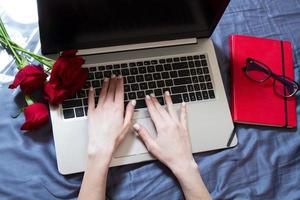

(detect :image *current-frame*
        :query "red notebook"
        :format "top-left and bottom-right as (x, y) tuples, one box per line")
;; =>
(230, 35), (297, 128)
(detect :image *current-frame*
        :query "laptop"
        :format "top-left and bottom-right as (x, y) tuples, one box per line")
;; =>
(37, 0), (237, 175)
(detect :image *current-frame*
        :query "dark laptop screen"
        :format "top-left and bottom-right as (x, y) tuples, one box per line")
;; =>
(37, 0), (230, 54)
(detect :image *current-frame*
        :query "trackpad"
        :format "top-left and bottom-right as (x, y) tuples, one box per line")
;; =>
(113, 117), (157, 158)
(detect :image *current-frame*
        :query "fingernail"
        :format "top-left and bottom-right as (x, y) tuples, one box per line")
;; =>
(131, 100), (136, 106)
(165, 91), (170, 96)
(118, 75), (123, 79)
(150, 93), (155, 97)
(182, 102), (186, 106)
(89, 87), (94, 91)
(146, 95), (151, 99)
(111, 74), (116, 78)
(104, 78), (109, 82)
(133, 123), (140, 131)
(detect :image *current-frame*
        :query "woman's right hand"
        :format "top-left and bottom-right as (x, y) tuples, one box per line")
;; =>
(133, 91), (197, 173)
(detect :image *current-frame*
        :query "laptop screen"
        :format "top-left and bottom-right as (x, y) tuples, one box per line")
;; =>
(37, 0), (230, 54)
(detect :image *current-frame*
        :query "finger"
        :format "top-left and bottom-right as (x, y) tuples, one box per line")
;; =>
(133, 123), (156, 152)
(180, 102), (188, 129)
(145, 95), (162, 125)
(164, 91), (177, 119)
(124, 100), (136, 126)
(115, 75), (124, 104)
(88, 87), (95, 111)
(106, 75), (117, 102)
(98, 78), (109, 107)
(150, 94), (169, 119)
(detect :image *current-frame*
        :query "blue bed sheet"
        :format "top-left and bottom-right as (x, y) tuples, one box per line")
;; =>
(1, 0), (300, 199)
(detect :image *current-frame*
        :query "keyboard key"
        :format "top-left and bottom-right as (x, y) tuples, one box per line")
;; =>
(147, 66), (155, 73)
(196, 92), (203, 100)
(75, 107), (84, 117)
(195, 61), (201, 67)
(112, 70), (121, 76)
(140, 83), (148, 90)
(124, 93), (129, 101)
(87, 73), (94, 80)
(171, 94), (183, 104)
(187, 85), (194, 92)
(113, 64), (120, 69)
(131, 84), (139, 91)
(189, 93), (196, 101)
(178, 69), (190, 77)
(200, 83), (206, 90)
(104, 71), (112, 77)
(174, 57), (180, 62)
(136, 75), (144, 82)
(166, 58), (173, 63)
(146, 90), (153, 95)
(180, 57), (187, 61)
(121, 63), (128, 68)
(153, 73), (162, 80)
(173, 77), (192, 85)
(173, 62), (188, 70)
(92, 80), (100, 88)
(127, 76), (136, 83)
(106, 65), (113, 70)
(155, 65), (164, 72)
(157, 80), (165, 88)
(98, 66), (105, 71)
(197, 68), (203, 75)
(208, 90), (215, 98)
(148, 81), (156, 89)
(170, 71), (178, 78)
(165, 79), (173, 87)
(200, 55), (206, 59)
(193, 55), (200, 60)
(89, 67), (97, 72)
(62, 99), (82, 109)
(194, 84), (200, 91)
(144, 61), (150, 65)
(145, 74), (153, 81)
(183, 93), (189, 102)
(202, 91), (209, 99)
(201, 59), (208, 66)
(162, 88), (170, 93)
(192, 76), (198, 83)
(124, 85), (130, 92)
(77, 90), (86, 98)
(207, 82), (213, 89)
(130, 68), (138, 75)
(151, 60), (158, 65)
(159, 59), (166, 64)
(137, 62), (143, 66)
(95, 72), (103, 79)
(95, 97), (99, 104)
(198, 76), (205, 82)
(154, 89), (163, 96)
(171, 86), (187, 94)
(63, 109), (75, 119)
(138, 67), (147, 74)
(83, 81), (91, 89)
(137, 91), (145, 99)
(162, 72), (170, 79)
(129, 62), (136, 67)
(203, 67), (209, 74)
(121, 69), (129, 76)
(164, 64), (172, 71)
(191, 69), (196, 76)
(136, 99), (147, 109)
(128, 92), (136, 100)
(205, 75), (211, 82)
(84, 106), (88, 116)
(188, 61), (195, 68)
(187, 56), (193, 61)
(157, 97), (165, 105)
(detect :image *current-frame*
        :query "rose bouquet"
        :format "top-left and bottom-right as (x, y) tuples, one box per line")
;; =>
(0, 18), (87, 131)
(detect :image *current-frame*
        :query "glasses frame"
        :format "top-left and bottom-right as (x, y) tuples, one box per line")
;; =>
(242, 58), (299, 98)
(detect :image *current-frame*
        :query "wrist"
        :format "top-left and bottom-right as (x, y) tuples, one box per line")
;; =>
(87, 143), (115, 166)
(169, 159), (199, 179)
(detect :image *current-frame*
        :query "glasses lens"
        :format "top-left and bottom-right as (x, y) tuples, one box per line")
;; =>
(274, 76), (298, 97)
(246, 61), (271, 82)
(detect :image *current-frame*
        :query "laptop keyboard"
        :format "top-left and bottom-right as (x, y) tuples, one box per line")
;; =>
(62, 54), (215, 119)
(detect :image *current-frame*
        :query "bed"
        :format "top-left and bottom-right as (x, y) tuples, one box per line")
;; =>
(0, 0), (300, 199)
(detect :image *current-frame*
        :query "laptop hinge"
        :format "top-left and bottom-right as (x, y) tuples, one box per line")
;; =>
(76, 38), (197, 56)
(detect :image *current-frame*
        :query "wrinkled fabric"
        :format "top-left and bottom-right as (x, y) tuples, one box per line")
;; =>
(0, 0), (300, 199)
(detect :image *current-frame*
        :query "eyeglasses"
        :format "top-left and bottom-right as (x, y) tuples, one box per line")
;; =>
(242, 58), (299, 98)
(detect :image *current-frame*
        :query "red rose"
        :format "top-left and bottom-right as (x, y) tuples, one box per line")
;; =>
(21, 103), (49, 131)
(9, 65), (47, 94)
(44, 50), (87, 105)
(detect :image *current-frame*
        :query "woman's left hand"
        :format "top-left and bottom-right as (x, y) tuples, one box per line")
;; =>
(87, 75), (136, 160)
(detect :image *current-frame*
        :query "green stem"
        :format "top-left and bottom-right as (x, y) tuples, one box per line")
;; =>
(24, 95), (34, 105)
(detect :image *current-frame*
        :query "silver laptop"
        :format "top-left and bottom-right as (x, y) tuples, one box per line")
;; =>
(37, 0), (237, 174)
